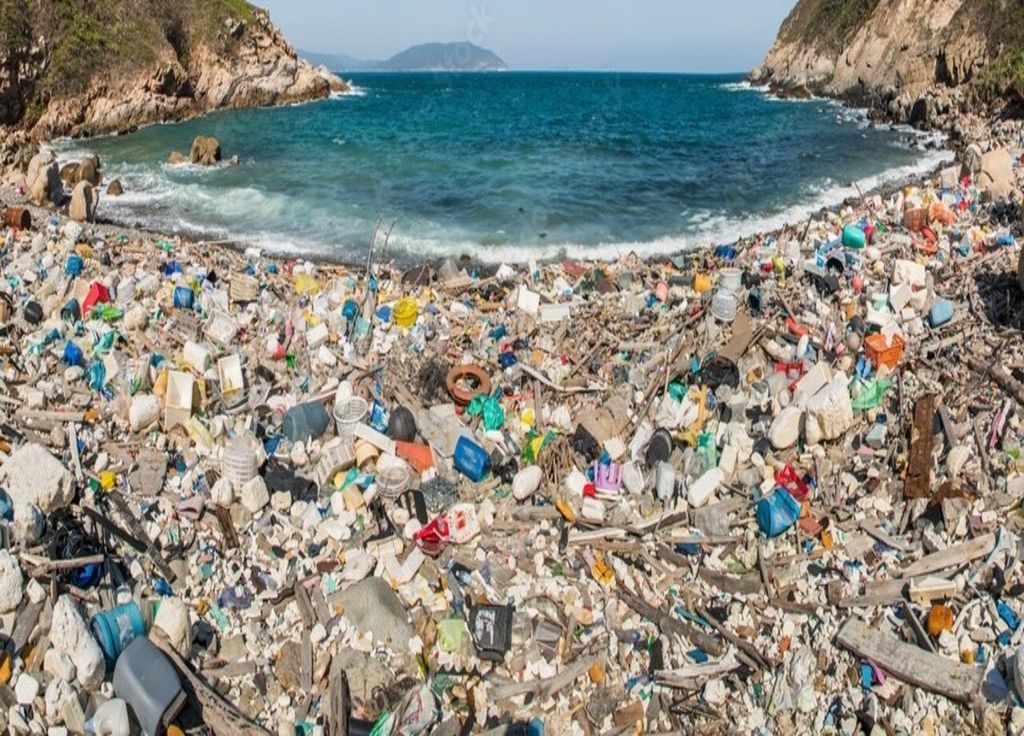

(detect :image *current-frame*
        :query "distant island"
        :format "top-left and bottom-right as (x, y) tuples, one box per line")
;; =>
(300, 42), (508, 72)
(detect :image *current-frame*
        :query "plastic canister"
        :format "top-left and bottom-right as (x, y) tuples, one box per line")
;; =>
(453, 436), (490, 482)
(112, 637), (184, 736)
(221, 434), (259, 489)
(687, 467), (723, 508)
(711, 290), (737, 323)
(842, 225), (866, 249)
(755, 489), (802, 537)
(333, 396), (369, 440)
(283, 401), (330, 443)
(928, 299), (954, 328)
(90, 602), (146, 669)
(693, 274), (712, 293)
(393, 297), (418, 328)
(172, 285), (194, 310)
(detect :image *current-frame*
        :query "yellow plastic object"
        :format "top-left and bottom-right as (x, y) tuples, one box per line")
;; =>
(393, 297), (419, 328)
(693, 274), (712, 293)
(555, 499), (576, 524)
(591, 553), (614, 587)
(520, 407), (536, 428)
(294, 273), (321, 295)
(99, 471), (117, 491)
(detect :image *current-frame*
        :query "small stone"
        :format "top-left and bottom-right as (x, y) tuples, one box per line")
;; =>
(14, 673), (39, 705)
(240, 476), (270, 513)
(0, 550), (23, 613)
(271, 491), (292, 512)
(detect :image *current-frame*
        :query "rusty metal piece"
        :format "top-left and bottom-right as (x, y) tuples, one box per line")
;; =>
(905, 394), (935, 499)
(3, 206), (30, 230)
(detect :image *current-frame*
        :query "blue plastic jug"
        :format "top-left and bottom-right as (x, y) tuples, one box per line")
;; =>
(756, 489), (801, 538)
(91, 602), (146, 669)
(454, 436), (490, 482)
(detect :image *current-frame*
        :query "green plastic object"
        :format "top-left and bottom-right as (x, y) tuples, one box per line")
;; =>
(851, 377), (892, 410)
(842, 225), (866, 249)
(468, 393), (506, 430)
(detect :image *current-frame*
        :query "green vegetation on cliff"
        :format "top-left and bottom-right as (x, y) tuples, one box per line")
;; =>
(779, 0), (882, 54)
(0, 0), (260, 126)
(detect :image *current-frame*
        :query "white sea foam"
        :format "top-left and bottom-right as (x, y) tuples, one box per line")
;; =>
(331, 84), (368, 99)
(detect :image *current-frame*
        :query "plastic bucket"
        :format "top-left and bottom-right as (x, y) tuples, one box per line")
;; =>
(711, 290), (737, 323)
(333, 397), (368, 439)
(719, 268), (742, 292)
(377, 464), (410, 500)
(90, 602), (146, 669)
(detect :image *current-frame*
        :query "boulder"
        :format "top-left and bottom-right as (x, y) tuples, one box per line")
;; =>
(77, 156), (100, 186)
(977, 148), (1015, 202)
(106, 179), (124, 196)
(50, 595), (105, 689)
(0, 550), (23, 613)
(328, 577), (414, 649)
(69, 181), (99, 222)
(961, 143), (984, 179)
(189, 136), (222, 166)
(26, 151), (61, 206)
(0, 443), (74, 512)
(167, 151), (187, 165)
(59, 162), (80, 184)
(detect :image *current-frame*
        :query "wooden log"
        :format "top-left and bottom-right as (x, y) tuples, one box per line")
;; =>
(899, 533), (995, 578)
(835, 617), (983, 703)
(905, 394), (935, 499)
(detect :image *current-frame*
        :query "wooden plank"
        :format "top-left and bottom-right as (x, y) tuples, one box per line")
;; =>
(150, 628), (271, 736)
(905, 394), (935, 499)
(294, 583), (315, 627)
(899, 534), (995, 578)
(859, 521), (916, 553)
(835, 618), (983, 703)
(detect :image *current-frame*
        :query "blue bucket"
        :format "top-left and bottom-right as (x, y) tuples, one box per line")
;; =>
(756, 489), (801, 538)
(173, 285), (194, 310)
(90, 602), (146, 669)
(65, 254), (84, 277)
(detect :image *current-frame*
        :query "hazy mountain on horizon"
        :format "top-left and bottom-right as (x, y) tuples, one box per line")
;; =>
(299, 42), (508, 72)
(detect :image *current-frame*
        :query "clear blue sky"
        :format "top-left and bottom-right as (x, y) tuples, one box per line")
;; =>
(260, 1), (797, 72)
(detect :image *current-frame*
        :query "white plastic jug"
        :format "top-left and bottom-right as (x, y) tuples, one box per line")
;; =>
(86, 698), (130, 736)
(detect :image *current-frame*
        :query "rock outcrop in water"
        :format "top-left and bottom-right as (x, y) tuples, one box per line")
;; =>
(0, 1), (347, 147)
(751, 0), (1024, 128)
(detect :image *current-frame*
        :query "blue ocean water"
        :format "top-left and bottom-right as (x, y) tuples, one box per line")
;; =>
(55, 72), (951, 263)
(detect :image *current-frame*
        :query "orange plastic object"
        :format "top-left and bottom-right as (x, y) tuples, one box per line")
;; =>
(395, 441), (435, 473)
(785, 316), (808, 337)
(864, 333), (905, 369)
(929, 202), (956, 226)
(927, 604), (954, 637)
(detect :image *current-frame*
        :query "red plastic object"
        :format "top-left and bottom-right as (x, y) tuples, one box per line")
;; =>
(415, 514), (451, 556)
(81, 282), (110, 314)
(775, 465), (811, 502)
(774, 362), (805, 392)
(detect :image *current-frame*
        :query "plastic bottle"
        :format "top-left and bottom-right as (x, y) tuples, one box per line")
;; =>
(282, 401), (330, 442)
(655, 461), (675, 501)
(86, 698), (130, 736)
(453, 436), (490, 482)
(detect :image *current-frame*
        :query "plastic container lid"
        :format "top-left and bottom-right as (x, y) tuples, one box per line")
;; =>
(711, 290), (737, 323)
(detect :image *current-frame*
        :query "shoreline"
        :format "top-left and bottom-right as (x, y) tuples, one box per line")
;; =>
(35, 83), (959, 272)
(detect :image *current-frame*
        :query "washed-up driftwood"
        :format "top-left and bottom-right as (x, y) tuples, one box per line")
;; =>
(620, 592), (724, 656)
(835, 618), (983, 703)
(150, 628), (271, 736)
(899, 533), (995, 578)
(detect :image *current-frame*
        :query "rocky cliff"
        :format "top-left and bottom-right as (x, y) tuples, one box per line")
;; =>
(0, 0), (346, 144)
(751, 0), (1024, 128)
